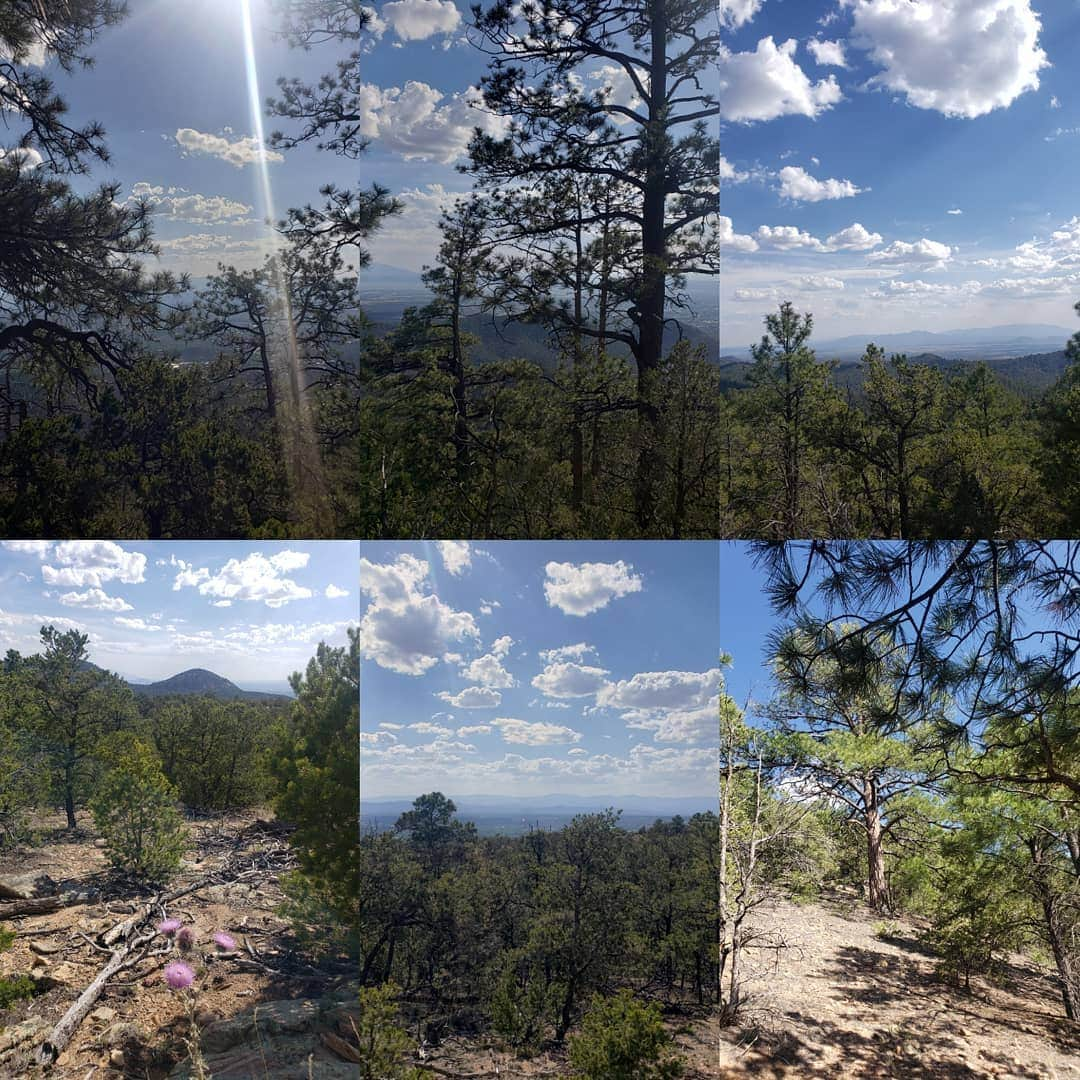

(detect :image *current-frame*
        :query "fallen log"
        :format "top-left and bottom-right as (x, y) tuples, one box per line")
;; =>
(35, 931), (155, 1066)
(0, 889), (97, 920)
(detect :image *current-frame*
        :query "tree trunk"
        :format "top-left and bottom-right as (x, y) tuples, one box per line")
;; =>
(864, 778), (888, 911)
(64, 762), (76, 831)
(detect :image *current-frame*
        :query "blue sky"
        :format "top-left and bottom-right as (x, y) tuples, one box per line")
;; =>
(0, 541), (357, 692)
(718, 543), (776, 715)
(358, 541), (719, 798)
(25, 0), (643, 283)
(721, 0), (1080, 343)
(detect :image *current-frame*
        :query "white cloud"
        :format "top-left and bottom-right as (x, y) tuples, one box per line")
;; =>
(778, 165), (864, 202)
(128, 183), (253, 222)
(807, 38), (846, 67)
(543, 561), (643, 616)
(599, 669), (722, 712)
(410, 721), (453, 737)
(172, 552), (312, 608)
(491, 717), (583, 746)
(42, 542), (146, 589)
(720, 216), (759, 253)
(325, 584), (350, 599)
(58, 588), (133, 613)
(868, 238), (953, 266)
(538, 643), (597, 664)
(825, 222), (883, 250)
(719, 37), (842, 123)
(459, 635), (516, 687)
(947, 208), (963, 215)
(797, 275), (845, 291)
(0, 146), (43, 172)
(719, 155), (749, 184)
(333, 81), (508, 163)
(531, 661), (610, 698)
(436, 686), (502, 708)
(114, 617), (160, 632)
(720, 0), (763, 29)
(850, 0), (1047, 119)
(436, 540), (471, 575)
(358, 555), (479, 675)
(457, 724), (493, 736)
(2, 541), (51, 557)
(755, 224), (826, 251)
(381, 0), (460, 40)
(174, 128), (284, 168)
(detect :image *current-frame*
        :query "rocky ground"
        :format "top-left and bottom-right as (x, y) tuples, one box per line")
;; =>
(0, 811), (358, 1079)
(718, 893), (1080, 1079)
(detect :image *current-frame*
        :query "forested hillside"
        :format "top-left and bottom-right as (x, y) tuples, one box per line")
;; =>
(0, 625), (361, 1075)
(354, 792), (719, 1077)
(718, 302), (1080, 537)
(0, 0), (720, 540)
(714, 542), (1080, 1075)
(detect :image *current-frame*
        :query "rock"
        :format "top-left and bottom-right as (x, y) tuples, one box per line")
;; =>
(109, 1049), (125, 1068)
(103, 1022), (145, 1048)
(91, 1006), (117, 1023)
(201, 999), (321, 1054)
(94, 838), (108, 849)
(29, 939), (61, 956)
(39, 961), (85, 986)
(0, 872), (56, 900)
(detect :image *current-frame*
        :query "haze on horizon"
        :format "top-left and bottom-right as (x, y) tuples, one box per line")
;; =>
(720, 0), (1080, 343)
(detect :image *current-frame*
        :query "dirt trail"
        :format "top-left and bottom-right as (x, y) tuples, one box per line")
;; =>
(0, 811), (357, 1078)
(719, 895), (1080, 1079)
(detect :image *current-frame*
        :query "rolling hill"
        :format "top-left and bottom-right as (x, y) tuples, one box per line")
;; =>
(133, 668), (290, 702)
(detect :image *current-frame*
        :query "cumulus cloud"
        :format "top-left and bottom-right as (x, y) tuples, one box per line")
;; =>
(720, 0), (763, 29)
(457, 724), (492, 736)
(797, 274), (845, 291)
(825, 222), (883, 250)
(531, 661), (611, 698)
(720, 216), (759, 253)
(719, 155), (749, 184)
(381, 0), (460, 40)
(436, 686), (502, 708)
(543, 561), (643, 616)
(598, 669), (721, 745)
(410, 721), (453, 737)
(491, 717), (583, 746)
(807, 38), (846, 67)
(358, 554), (479, 675)
(174, 128), (284, 168)
(58, 588), (133, 613)
(459, 635), (516, 687)
(329, 81), (507, 163)
(114, 617), (160, 632)
(778, 165), (864, 202)
(868, 238), (953, 266)
(171, 551), (312, 608)
(325, 585), (350, 599)
(0, 146), (43, 172)
(436, 540), (471, 575)
(539, 643), (598, 664)
(128, 183), (253, 223)
(850, 0), (1047, 118)
(754, 224), (826, 251)
(42, 542), (146, 589)
(719, 37), (842, 122)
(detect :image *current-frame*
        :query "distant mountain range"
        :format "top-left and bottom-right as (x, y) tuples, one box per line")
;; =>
(132, 667), (290, 702)
(362, 793), (717, 836)
(724, 323), (1073, 364)
(81, 661), (291, 702)
(720, 340), (1073, 397)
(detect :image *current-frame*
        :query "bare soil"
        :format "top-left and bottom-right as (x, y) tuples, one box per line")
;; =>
(0, 810), (357, 1079)
(719, 893), (1080, 1079)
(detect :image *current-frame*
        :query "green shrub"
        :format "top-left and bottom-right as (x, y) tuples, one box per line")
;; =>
(568, 991), (685, 1080)
(490, 956), (557, 1055)
(355, 983), (428, 1080)
(90, 735), (188, 881)
(0, 927), (35, 1009)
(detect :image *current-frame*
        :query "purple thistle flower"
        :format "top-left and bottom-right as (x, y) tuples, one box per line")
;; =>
(213, 932), (236, 952)
(177, 926), (196, 950)
(164, 961), (195, 990)
(157, 919), (182, 937)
